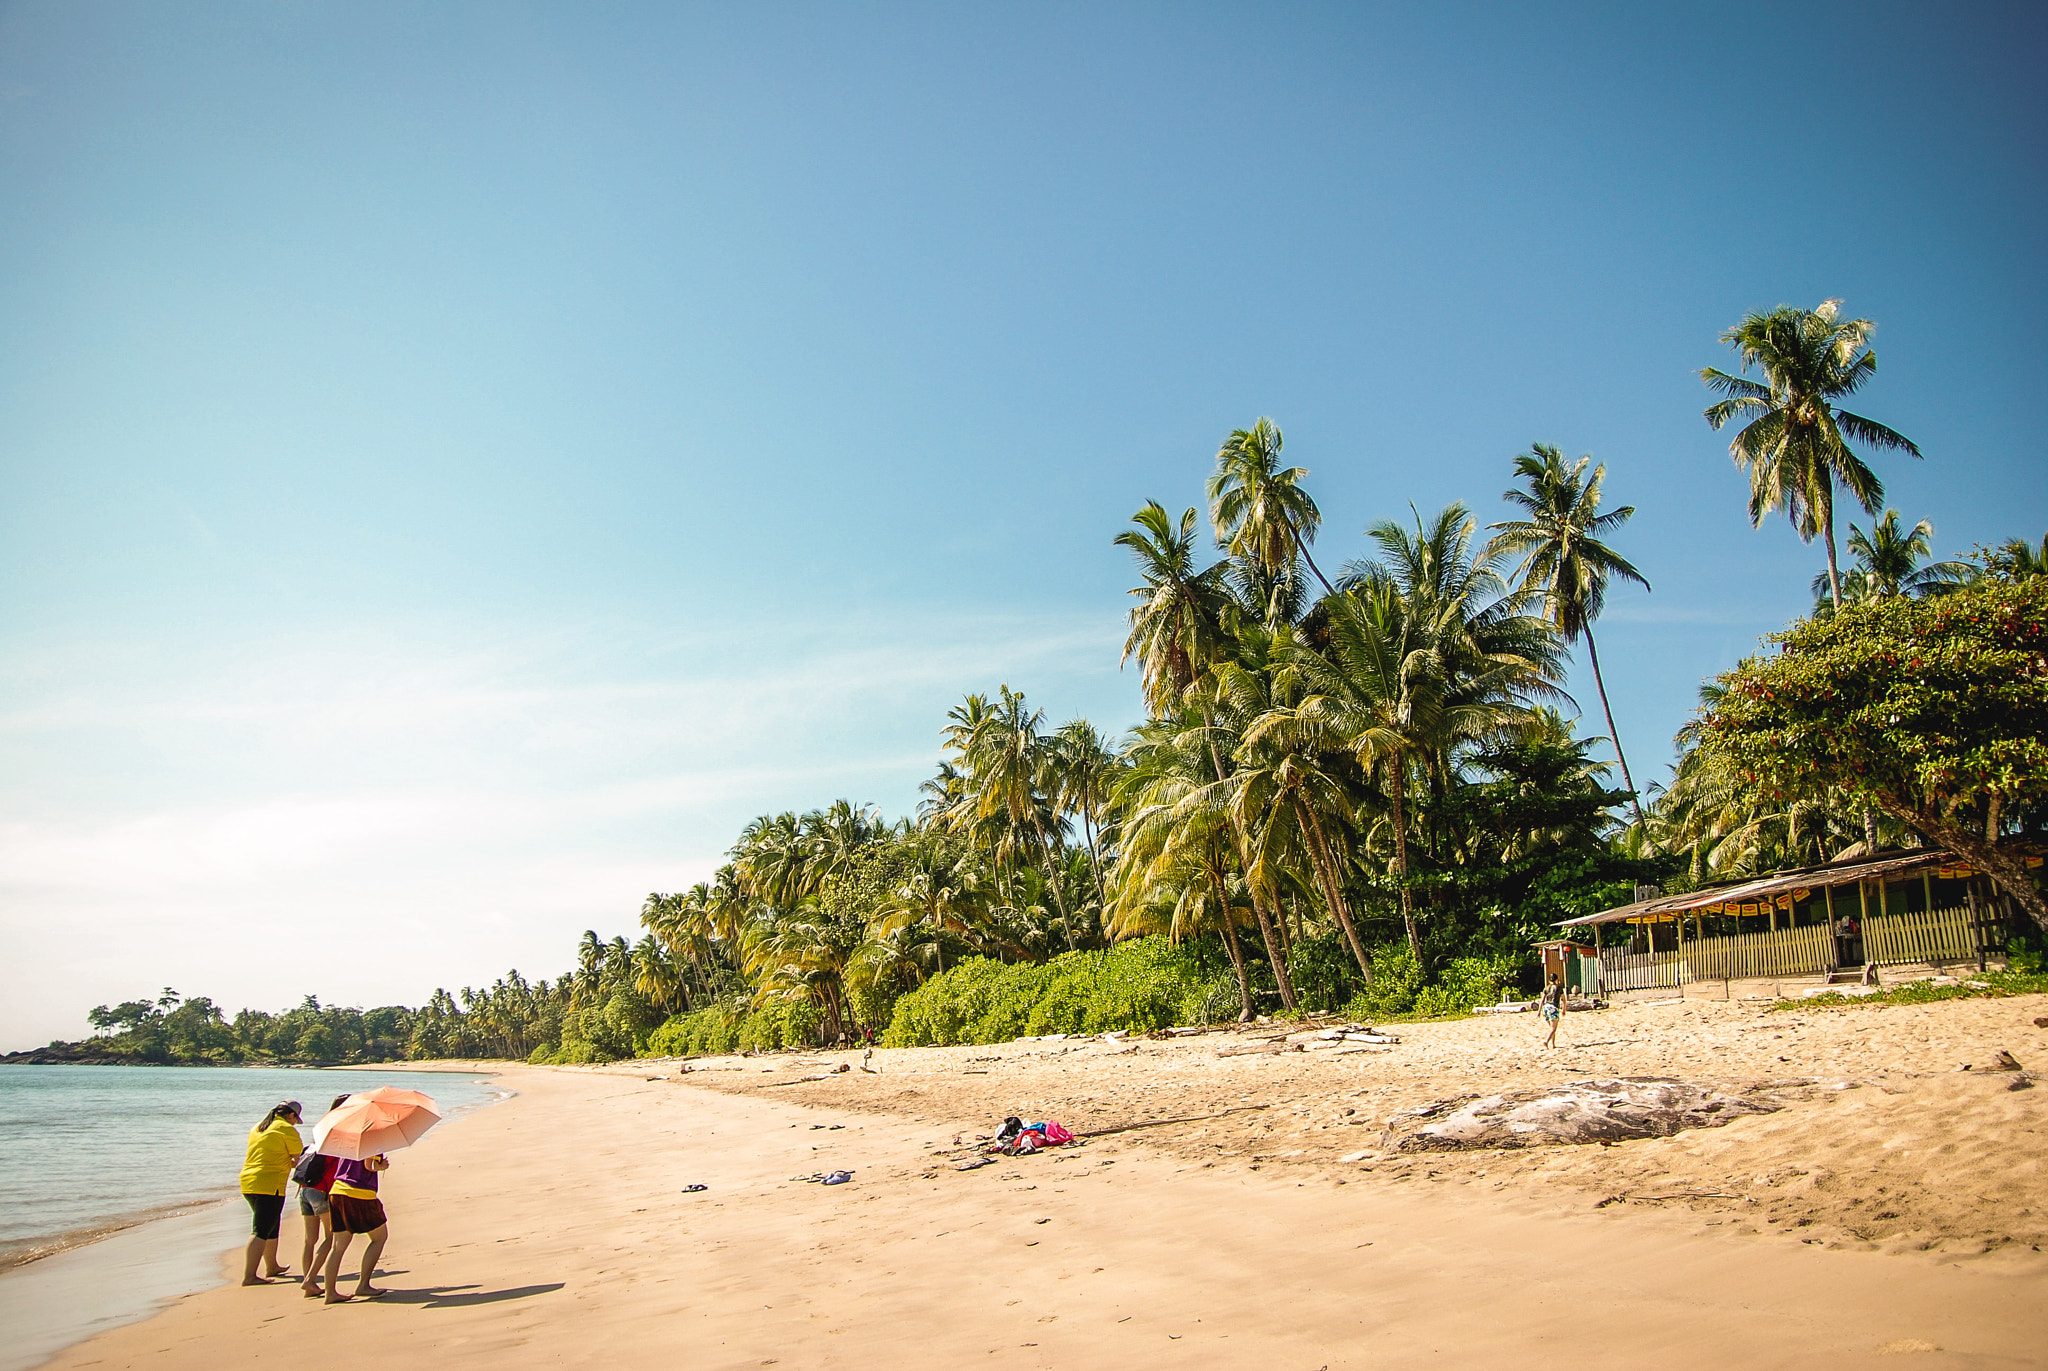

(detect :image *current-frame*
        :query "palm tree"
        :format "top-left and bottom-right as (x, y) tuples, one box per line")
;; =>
(1115, 502), (1230, 715)
(1227, 652), (1375, 983)
(1207, 419), (1336, 595)
(1048, 719), (1120, 915)
(1110, 717), (1262, 1018)
(1985, 532), (2047, 582)
(1115, 498), (1299, 1001)
(1806, 509), (1972, 608)
(1324, 504), (1563, 962)
(1701, 300), (1922, 608)
(1485, 444), (1652, 822)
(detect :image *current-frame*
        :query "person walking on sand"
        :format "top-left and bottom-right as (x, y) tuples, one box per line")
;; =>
(1539, 974), (1565, 1049)
(239, 1101), (305, 1285)
(323, 1151), (392, 1303)
(297, 1094), (352, 1297)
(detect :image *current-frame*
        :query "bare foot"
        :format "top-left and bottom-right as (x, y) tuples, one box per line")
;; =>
(325, 1292), (352, 1304)
(354, 1286), (388, 1298)
(241, 1277), (273, 1286)
(301, 1282), (323, 1298)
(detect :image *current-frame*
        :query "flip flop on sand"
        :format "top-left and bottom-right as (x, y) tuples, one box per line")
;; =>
(682, 1184), (708, 1192)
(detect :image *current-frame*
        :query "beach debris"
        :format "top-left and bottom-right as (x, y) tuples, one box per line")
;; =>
(1217, 1040), (1297, 1057)
(765, 1066), (851, 1087)
(957, 1157), (995, 1171)
(682, 1184), (708, 1193)
(1306, 1027), (1399, 1046)
(1386, 1078), (1781, 1152)
(821, 1170), (853, 1185)
(2033, 1016), (2048, 1029)
(1988, 1050), (2024, 1072)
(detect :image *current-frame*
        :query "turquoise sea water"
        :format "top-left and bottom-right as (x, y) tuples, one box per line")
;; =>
(0, 1064), (502, 1264)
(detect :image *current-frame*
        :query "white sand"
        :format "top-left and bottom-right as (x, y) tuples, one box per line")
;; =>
(33, 994), (2048, 1369)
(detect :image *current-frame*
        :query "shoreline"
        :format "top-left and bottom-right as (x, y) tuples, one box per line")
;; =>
(0, 1064), (509, 1274)
(23, 998), (2048, 1369)
(0, 1066), (510, 1370)
(0, 1193), (242, 1274)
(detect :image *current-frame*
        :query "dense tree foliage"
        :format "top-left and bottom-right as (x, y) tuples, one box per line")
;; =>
(1688, 579), (2048, 926)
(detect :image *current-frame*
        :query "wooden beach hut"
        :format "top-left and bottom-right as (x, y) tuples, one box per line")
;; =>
(1556, 845), (2040, 1002)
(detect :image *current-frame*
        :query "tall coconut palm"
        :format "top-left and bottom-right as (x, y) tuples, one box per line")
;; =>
(1485, 444), (1651, 822)
(1115, 502), (1230, 714)
(1207, 418), (1336, 595)
(1116, 499), (1296, 1000)
(1049, 719), (1120, 914)
(1701, 300), (1922, 608)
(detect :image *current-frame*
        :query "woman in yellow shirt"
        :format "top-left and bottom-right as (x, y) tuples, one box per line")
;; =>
(239, 1101), (304, 1285)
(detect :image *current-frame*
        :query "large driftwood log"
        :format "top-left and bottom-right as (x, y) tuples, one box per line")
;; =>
(1385, 1078), (1781, 1151)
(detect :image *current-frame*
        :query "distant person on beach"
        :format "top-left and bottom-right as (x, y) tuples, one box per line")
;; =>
(297, 1093), (352, 1297)
(1539, 975), (1565, 1049)
(323, 1152), (391, 1303)
(239, 1101), (305, 1285)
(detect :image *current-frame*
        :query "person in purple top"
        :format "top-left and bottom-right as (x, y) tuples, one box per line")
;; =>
(322, 1152), (391, 1303)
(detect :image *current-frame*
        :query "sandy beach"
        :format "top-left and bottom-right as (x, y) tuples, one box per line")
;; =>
(32, 994), (2048, 1370)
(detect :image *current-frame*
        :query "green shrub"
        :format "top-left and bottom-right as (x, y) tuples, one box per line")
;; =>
(639, 998), (826, 1057)
(879, 938), (1216, 1046)
(1286, 930), (1365, 1012)
(1345, 941), (1423, 1019)
(1341, 944), (1523, 1022)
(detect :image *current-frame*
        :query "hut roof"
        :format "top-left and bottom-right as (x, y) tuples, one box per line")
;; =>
(1556, 846), (1971, 929)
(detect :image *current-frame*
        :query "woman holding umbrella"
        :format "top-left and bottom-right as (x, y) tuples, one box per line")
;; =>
(313, 1087), (440, 1304)
(322, 1152), (391, 1302)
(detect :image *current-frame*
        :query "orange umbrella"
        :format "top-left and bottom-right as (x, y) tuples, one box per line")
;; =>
(313, 1087), (441, 1160)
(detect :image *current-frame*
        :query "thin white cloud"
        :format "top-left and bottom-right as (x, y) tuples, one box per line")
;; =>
(0, 607), (1141, 1048)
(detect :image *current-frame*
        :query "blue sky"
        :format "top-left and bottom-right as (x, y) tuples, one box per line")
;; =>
(2, 2), (2042, 1048)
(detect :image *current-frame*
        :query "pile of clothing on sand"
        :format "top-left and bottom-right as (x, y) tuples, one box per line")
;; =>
(987, 1115), (1075, 1155)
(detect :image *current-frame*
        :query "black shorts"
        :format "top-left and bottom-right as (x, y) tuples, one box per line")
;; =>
(244, 1191), (286, 1241)
(330, 1193), (387, 1234)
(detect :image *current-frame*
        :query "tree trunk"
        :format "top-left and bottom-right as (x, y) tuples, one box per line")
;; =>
(1390, 764), (1422, 965)
(1868, 794), (2048, 932)
(1823, 507), (1843, 609)
(1081, 808), (1108, 920)
(1212, 874), (1256, 1021)
(1299, 543), (1337, 598)
(1038, 824), (1077, 953)
(1197, 699), (1297, 1009)
(1583, 628), (1644, 827)
(1297, 798), (1373, 983)
(1248, 886), (1298, 1009)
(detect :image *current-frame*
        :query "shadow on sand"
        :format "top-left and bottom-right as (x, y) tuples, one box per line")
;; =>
(380, 1283), (565, 1308)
